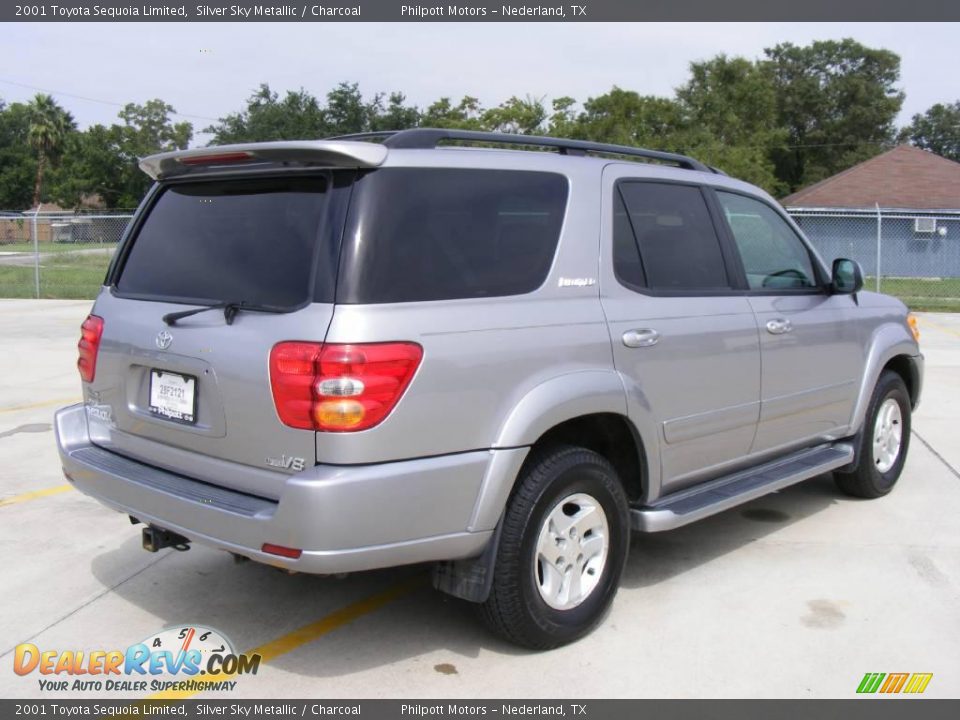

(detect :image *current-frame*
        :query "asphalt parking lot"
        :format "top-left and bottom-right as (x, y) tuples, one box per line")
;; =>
(1, 299), (958, 699)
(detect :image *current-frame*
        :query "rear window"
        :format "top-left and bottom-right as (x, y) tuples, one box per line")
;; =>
(336, 168), (568, 303)
(114, 176), (342, 307)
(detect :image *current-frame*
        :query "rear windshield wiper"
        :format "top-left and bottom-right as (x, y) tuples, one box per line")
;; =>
(162, 301), (286, 326)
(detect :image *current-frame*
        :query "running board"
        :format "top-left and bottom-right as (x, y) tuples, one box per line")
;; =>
(631, 443), (854, 532)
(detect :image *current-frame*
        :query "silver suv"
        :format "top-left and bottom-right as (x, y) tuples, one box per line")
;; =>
(55, 129), (923, 649)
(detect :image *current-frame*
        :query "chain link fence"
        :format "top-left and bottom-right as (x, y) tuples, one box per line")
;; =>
(0, 211), (133, 299)
(789, 208), (960, 311)
(1, 207), (958, 311)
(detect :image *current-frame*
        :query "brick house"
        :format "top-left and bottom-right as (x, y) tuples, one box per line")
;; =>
(782, 145), (960, 278)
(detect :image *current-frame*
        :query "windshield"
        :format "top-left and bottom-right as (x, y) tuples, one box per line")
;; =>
(114, 174), (345, 307)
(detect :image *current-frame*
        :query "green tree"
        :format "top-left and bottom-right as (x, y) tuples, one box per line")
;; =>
(568, 87), (684, 147)
(546, 96), (579, 137)
(27, 94), (76, 207)
(205, 84), (327, 144)
(900, 101), (960, 162)
(0, 100), (36, 210)
(482, 95), (547, 134)
(206, 82), (420, 141)
(421, 96), (485, 130)
(764, 38), (904, 192)
(675, 55), (786, 192)
(111, 100), (192, 206)
(323, 82), (380, 135)
(117, 100), (192, 155)
(369, 92), (421, 131)
(49, 124), (126, 209)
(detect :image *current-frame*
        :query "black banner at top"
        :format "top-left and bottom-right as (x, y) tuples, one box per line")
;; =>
(4, 0), (960, 22)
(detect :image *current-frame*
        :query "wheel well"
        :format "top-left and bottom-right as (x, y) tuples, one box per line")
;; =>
(882, 355), (919, 408)
(528, 413), (645, 502)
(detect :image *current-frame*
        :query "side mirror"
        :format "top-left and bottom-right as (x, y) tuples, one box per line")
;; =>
(832, 258), (863, 294)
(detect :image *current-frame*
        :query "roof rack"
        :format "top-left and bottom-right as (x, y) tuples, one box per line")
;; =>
(326, 128), (715, 173)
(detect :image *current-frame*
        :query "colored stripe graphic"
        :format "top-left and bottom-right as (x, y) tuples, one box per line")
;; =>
(903, 673), (933, 694)
(880, 673), (909, 693)
(857, 673), (885, 693)
(857, 672), (932, 694)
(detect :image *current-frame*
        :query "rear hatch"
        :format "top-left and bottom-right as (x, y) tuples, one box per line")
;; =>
(87, 172), (352, 499)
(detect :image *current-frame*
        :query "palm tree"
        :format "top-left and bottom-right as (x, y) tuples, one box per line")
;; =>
(27, 94), (75, 207)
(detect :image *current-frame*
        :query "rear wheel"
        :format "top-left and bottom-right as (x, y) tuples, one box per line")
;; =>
(479, 445), (630, 649)
(835, 370), (911, 499)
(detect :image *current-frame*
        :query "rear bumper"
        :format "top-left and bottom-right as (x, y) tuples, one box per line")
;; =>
(55, 403), (508, 574)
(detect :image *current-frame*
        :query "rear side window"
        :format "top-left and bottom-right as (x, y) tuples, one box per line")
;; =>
(115, 176), (342, 307)
(337, 168), (568, 303)
(617, 182), (730, 291)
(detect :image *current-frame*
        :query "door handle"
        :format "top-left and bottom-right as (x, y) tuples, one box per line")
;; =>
(766, 318), (793, 335)
(622, 328), (660, 348)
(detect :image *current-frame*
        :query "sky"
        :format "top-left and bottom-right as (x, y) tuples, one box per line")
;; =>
(3, 22), (959, 145)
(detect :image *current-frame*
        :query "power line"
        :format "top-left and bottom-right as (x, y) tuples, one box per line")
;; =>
(0, 78), (220, 123)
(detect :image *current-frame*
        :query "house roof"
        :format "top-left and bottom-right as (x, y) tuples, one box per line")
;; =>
(781, 145), (960, 211)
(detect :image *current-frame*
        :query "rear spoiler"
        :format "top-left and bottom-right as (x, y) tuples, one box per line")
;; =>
(139, 141), (389, 180)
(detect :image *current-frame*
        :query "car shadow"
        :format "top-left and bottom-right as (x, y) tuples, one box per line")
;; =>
(620, 472), (841, 589)
(88, 473), (843, 682)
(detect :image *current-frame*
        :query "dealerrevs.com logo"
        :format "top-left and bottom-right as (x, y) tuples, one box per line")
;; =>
(13, 625), (260, 693)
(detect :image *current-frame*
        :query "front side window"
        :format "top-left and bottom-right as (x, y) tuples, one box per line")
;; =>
(717, 191), (819, 291)
(617, 182), (730, 291)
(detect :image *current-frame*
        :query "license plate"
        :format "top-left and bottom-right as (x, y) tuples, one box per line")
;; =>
(149, 370), (197, 425)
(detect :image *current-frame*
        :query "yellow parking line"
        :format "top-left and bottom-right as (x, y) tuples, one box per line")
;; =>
(0, 397), (81, 414)
(0, 483), (73, 508)
(917, 316), (960, 339)
(146, 574), (425, 700)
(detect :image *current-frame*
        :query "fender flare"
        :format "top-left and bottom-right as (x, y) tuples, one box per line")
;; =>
(435, 371), (636, 603)
(849, 322), (920, 435)
(467, 370), (631, 533)
(491, 369), (629, 449)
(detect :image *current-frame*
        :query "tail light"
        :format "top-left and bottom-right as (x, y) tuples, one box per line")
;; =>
(77, 315), (104, 383)
(269, 342), (423, 432)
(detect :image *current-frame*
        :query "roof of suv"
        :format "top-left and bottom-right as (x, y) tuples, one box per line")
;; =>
(140, 128), (726, 182)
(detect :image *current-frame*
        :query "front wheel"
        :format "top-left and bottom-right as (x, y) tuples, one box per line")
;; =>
(835, 370), (911, 499)
(479, 445), (630, 649)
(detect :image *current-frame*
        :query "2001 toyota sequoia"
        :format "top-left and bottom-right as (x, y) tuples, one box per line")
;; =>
(55, 129), (923, 648)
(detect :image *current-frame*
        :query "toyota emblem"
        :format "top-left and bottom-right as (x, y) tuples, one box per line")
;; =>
(155, 330), (173, 350)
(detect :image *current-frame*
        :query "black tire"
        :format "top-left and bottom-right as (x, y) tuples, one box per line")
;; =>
(835, 370), (911, 499)
(479, 445), (630, 650)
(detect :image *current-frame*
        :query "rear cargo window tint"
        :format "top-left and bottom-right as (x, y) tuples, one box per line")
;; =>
(115, 176), (338, 307)
(336, 169), (568, 303)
